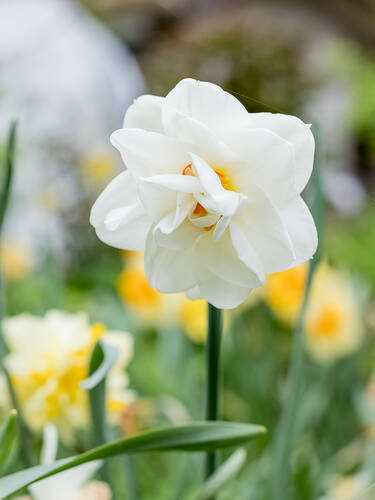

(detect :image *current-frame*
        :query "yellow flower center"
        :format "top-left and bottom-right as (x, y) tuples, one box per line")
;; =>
(307, 304), (342, 339)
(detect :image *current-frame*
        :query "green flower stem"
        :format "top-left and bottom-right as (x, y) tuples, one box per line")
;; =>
(205, 304), (223, 481)
(272, 260), (318, 500)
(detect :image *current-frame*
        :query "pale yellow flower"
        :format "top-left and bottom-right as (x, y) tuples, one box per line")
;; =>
(264, 263), (363, 364)
(0, 311), (135, 442)
(0, 239), (33, 281)
(81, 152), (119, 188)
(305, 264), (363, 364)
(323, 474), (370, 500)
(178, 297), (208, 343)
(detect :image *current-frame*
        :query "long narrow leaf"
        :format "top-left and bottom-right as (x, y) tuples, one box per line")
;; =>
(195, 448), (247, 500)
(0, 122), (16, 233)
(0, 410), (18, 471)
(80, 341), (118, 391)
(0, 124), (33, 467)
(0, 422), (265, 498)
(82, 341), (118, 488)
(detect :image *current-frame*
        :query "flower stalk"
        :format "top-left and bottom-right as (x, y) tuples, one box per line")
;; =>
(205, 304), (223, 480)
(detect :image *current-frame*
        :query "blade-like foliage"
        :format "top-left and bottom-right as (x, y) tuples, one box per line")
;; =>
(0, 410), (18, 471)
(80, 341), (118, 391)
(0, 122), (17, 233)
(0, 422), (265, 498)
(195, 448), (247, 500)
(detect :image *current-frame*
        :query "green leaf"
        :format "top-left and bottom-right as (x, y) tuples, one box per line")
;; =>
(80, 341), (118, 391)
(195, 448), (247, 500)
(0, 122), (17, 234)
(0, 422), (265, 498)
(82, 341), (118, 487)
(0, 410), (18, 471)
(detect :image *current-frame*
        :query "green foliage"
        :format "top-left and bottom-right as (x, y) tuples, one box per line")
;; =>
(0, 410), (18, 472)
(0, 422), (265, 498)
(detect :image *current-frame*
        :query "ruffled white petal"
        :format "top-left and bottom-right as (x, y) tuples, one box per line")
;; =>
(156, 193), (195, 234)
(140, 174), (202, 193)
(223, 128), (297, 206)
(145, 228), (197, 292)
(110, 128), (189, 178)
(235, 184), (296, 274)
(90, 171), (152, 250)
(278, 195), (318, 267)
(153, 219), (201, 251)
(195, 230), (263, 288)
(193, 261), (252, 309)
(165, 78), (248, 132)
(123, 95), (165, 133)
(247, 112), (315, 193)
(191, 154), (244, 217)
(162, 104), (238, 166)
(229, 221), (265, 281)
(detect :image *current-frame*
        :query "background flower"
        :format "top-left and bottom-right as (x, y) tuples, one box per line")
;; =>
(0, 310), (135, 441)
(264, 262), (364, 364)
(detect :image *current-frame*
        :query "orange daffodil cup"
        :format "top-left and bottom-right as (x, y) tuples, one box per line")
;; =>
(90, 79), (317, 309)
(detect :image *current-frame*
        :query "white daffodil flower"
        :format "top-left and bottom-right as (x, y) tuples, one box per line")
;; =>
(19, 424), (109, 500)
(91, 79), (317, 309)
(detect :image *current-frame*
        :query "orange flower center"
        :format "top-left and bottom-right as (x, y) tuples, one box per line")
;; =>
(308, 304), (342, 339)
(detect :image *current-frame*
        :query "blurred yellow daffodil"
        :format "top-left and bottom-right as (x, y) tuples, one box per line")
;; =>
(0, 239), (33, 281)
(117, 251), (230, 343)
(265, 263), (363, 364)
(81, 152), (119, 189)
(0, 310), (135, 442)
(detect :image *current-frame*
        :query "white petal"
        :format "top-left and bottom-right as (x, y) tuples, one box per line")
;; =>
(90, 171), (152, 251)
(123, 95), (164, 133)
(104, 200), (144, 231)
(140, 174), (202, 193)
(229, 221), (265, 281)
(279, 196), (318, 266)
(235, 184), (296, 274)
(193, 262), (251, 309)
(145, 228), (197, 292)
(156, 193), (195, 234)
(212, 216), (230, 242)
(153, 219), (201, 251)
(41, 424), (58, 465)
(223, 128), (297, 206)
(137, 177), (177, 223)
(110, 128), (189, 177)
(191, 154), (244, 217)
(162, 104), (238, 166)
(30, 461), (103, 500)
(190, 213), (220, 228)
(247, 112), (315, 193)
(165, 78), (248, 132)
(186, 286), (202, 300)
(195, 230), (263, 288)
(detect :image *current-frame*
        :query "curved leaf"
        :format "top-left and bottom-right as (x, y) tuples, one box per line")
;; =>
(0, 421), (265, 498)
(0, 121), (16, 233)
(195, 448), (247, 500)
(0, 410), (18, 471)
(80, 341), (118, 391)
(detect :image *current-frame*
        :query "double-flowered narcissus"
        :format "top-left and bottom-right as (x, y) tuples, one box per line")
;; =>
(91, 79), (317, 309)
